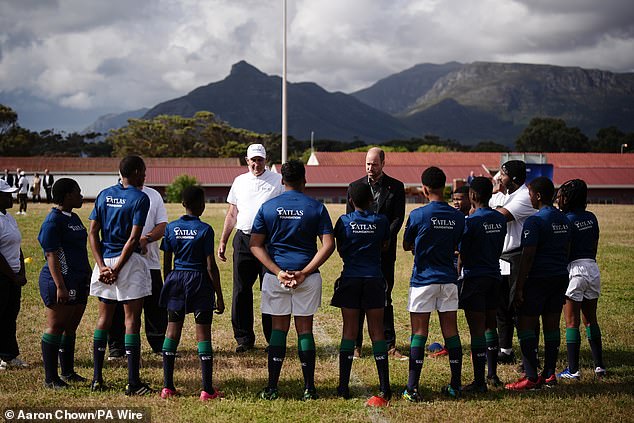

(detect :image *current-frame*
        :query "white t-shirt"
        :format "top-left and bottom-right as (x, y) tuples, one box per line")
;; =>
(141, 186), (168, 270)
(227, 169), (283, 234)
(18, 176), (29, 194)
(492, 184), (536, 253)
(0, 211), (22, 273)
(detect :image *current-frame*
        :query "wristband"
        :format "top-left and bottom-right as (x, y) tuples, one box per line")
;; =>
(277, 270), (284, 280)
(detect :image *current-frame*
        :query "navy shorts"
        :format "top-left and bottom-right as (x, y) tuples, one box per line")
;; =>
(459, 276), (501, 312)
(39, 267), (89, 307)
(159, 270), (215, 313)
(331, 276), (386, 309)
(518, 275), (568, 316)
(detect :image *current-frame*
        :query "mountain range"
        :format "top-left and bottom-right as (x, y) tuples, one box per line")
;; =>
(84, 60), (634, 145)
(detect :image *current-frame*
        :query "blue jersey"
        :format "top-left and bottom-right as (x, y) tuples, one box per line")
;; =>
(566, 209), (599, 262)
(38, 208), (91, 279)
(335, 210), (390, 278)
(161, 215), (214, 272)
(521, 206), (571, 278)
(89, 183), (149, 258)
(403, 201), (465, 286)
(252, 190), (333, 272)
(460, 207), (507, 280)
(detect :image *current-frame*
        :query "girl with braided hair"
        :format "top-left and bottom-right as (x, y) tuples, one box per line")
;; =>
(556, 179), (606, 380)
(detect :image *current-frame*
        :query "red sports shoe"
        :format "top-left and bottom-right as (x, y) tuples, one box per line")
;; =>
(160, 387), (177, 399)
(539, 374), (557, 388)
(505, 377), (540, 391)
(200, 389), (224, 401)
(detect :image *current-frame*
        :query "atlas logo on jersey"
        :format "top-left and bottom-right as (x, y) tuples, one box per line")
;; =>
(105, 196), (126, 208)
(349, 221), (376, 234)
(431, 217), (456, 230)
(551, 222), (570, 234)
(524, 229), (531, 239)
(174, 227), (198, 239)
(483, 222), (503, 234)
(574, 219), (594, 231)
(276, 207), (303, 219)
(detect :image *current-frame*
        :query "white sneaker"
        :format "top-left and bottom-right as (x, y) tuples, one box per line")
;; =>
(0, 359), (7, 370)
(595, 367), (606, 378)
(5, 357), (28, 368)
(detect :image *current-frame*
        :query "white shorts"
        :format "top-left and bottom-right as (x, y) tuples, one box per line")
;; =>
(408, 283), (459, 313)
(261, 272), (322, 317)
(90, 253), (151, 301)
(566, 259), (601, 302)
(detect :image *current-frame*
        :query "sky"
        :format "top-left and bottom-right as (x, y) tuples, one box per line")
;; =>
(1, 0), (634, 131)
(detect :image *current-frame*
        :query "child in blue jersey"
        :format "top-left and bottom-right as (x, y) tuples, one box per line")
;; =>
(38, 178), (91, 389)
(458, 177), (507, 392)
(402, 166), (465, 401)
(332, 183), (391, 407)
(250, 160), (335, 401)
(556, 179), (605, 380)
(506, 176), (571, 391)
(159, 186), (224, 401)
(88, 155), (152, 395)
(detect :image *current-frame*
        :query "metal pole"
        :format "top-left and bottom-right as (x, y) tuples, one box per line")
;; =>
(281, 0), (288, 164)
(311, 131), (314, 153)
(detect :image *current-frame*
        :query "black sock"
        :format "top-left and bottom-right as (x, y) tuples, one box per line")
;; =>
(298, 333), (316, 390)
(162, 337), (179, 390)
(518, 330), (538, 380)
(471, 336), (486, 386)
(59, 334), (76, 376)
(407, 334), (426, 391)
(586, 324), (604, 369)
(198, 341), (214, 394)
(268, 329), (287, 389)
(338, 338), (355, 392)
(543, 330), (560, 378)
(372, 340), (390, 396)
(93, 329), (108, 383)
(125, 334), (141, 386)
(485, 329), (499, 378)
(42, 333), (62, 383)
(446, 335), (462, 389)
(565, 328), (581, 373)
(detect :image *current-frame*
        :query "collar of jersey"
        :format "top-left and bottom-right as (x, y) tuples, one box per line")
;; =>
(181, 214), (200, 220)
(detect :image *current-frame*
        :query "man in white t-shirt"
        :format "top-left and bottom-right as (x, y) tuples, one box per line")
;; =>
(16, 171), (29, 215)
(218, 144), (284, 353)
(490, 160), (536, 365)
(108, 185), (169, 358)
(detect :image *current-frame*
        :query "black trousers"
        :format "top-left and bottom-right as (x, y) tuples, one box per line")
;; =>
(231, 230), (271, 346)
(0, 274), (21, 361)
(497, 251), (522, 349)
(45, 187), (52, 203)
(108, 269), (167, 354)
(356, 251), (396, 349)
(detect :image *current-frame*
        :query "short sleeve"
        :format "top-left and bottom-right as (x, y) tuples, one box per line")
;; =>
(251, 206), (267, 234)
(89, 193), (101, 221)
(403, 214), (416, 244)
(160, 226), (173, 252)
(132, 193), (150, 227)
(38, 220), (62, 252)
(155, 197), (168, 224)
(521, 216), (540, 247)
(226, 179), (238, 205)
(317, 205), (333, 235)
(334, 217), (345, 243)
(203, 226), (214, 257)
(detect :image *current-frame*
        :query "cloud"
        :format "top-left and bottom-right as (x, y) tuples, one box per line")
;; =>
(0, 0), (633, 131)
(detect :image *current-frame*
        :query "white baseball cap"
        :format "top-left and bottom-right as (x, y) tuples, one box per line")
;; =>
(0, 179), (18, 193)
(246, 143), (266, 159)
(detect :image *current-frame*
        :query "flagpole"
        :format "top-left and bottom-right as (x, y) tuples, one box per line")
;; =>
(281, 0), (288, 164)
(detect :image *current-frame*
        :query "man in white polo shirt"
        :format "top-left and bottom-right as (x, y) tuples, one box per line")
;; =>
(218, 144), (283, 353)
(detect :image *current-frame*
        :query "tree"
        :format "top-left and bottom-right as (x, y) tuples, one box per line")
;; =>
(515, 117), (590, 152)
(471, 141), (510, 152)
(592, 126), (634, 153)
(0, 104), (18, 136)
(165, 175), (199, 203)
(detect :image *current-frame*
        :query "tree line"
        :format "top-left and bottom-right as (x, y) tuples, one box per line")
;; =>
(1, 104), (632, 159)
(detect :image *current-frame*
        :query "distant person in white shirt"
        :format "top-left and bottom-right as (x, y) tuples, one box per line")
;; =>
(218, 144), (284, 353)
(17, 171), (29, 215)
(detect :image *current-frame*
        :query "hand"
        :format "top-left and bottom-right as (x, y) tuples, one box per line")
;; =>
(215, 295), (225, 314)
(99, 266), (116, 284)
(139, 237), (149, 254)
(57, 286), (70, 304)
(277, 270), (295, 288)
(291, 270), (307, 288)
(13, 274), (27, 286)
(217, 243), (227, 262)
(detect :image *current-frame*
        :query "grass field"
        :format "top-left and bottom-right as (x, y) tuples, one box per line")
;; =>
(1, 202), (633, 422)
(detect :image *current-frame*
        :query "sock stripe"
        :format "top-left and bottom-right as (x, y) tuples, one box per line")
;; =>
(445, 335), (461, 349)
(372, 340), (388, 355)
(298, 333), (315, 351)
(270, 329), (287, 347)
(198, 340), (212, 355)
(411, 334), (427, 348)
(340, 338), (355, 352)
(42, 333), (62, 345)
(94, 329), (108, 341)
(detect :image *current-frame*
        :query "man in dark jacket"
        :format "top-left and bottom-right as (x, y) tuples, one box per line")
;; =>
(347, 147), (406, 360)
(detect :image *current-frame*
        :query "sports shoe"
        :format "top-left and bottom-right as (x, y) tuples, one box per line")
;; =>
(45, 378), (69, 390)
(4, 357), (28, 368)
(336, 385), (350, 399)
(125, 382), (154, 396)
(486, 375), (503, 388)
(60, 372), (87, 383)
(595, 367), (606, 379)
(90, 380), (105, 392)
(388, 347), (408, 361)
(0, 360), (6, 370)
(366, 392), (390, 407)
(235, 343), (253, 353)
(302, 387), (318, 400)
(259, 387), (279, 400)
(505, 377), (540, 391)
(441, 384), (461, 399)
(402, 388), (420, 402)
(429, 347), (448, 358)
(160, 387), (177, 399)
(462, 381), (487, 393)
(539, 374), (557, 388)
(107, 350), (125, 361)
(557, 368), (580, 380)
(498, 350), (516, 364)
(200, 389), (223, 401)
(353, 347), (361, 359)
